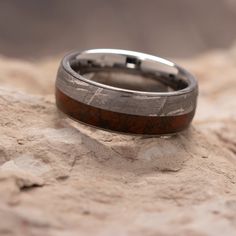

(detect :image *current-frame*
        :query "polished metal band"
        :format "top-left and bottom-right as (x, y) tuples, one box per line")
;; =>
(55, 49), (198, 135)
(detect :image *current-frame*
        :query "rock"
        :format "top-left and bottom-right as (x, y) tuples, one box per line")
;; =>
(0, 45), (236, 235)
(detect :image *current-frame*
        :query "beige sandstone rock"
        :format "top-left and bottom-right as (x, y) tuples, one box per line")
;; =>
(0, 45), (235, 236)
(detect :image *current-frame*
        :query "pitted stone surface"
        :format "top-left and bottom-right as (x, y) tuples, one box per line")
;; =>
(0, 45), (236, 235)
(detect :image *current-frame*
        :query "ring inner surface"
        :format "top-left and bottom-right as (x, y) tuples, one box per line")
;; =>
(70, 54), (189, 93)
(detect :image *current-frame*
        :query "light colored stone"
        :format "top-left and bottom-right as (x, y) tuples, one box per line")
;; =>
(0, 45), (236, 235)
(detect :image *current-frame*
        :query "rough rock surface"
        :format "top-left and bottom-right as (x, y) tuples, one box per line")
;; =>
(0, 45), (236, 236)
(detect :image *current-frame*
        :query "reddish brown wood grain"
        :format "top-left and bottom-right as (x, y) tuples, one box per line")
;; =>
(56, 88), (195, 135)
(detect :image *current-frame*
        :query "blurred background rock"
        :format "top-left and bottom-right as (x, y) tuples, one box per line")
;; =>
(1, 0), (236, 59)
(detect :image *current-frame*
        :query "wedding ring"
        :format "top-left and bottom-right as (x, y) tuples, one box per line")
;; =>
(55, 49), (198, 135)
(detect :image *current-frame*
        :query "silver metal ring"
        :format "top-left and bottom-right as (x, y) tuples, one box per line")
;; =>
(55, 49), (198, 135)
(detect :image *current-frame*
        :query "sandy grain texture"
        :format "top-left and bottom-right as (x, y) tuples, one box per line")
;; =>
(0, 46), (236, 236)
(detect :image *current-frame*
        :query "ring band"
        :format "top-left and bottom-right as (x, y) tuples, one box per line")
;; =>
(55, 49), (198, 135)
